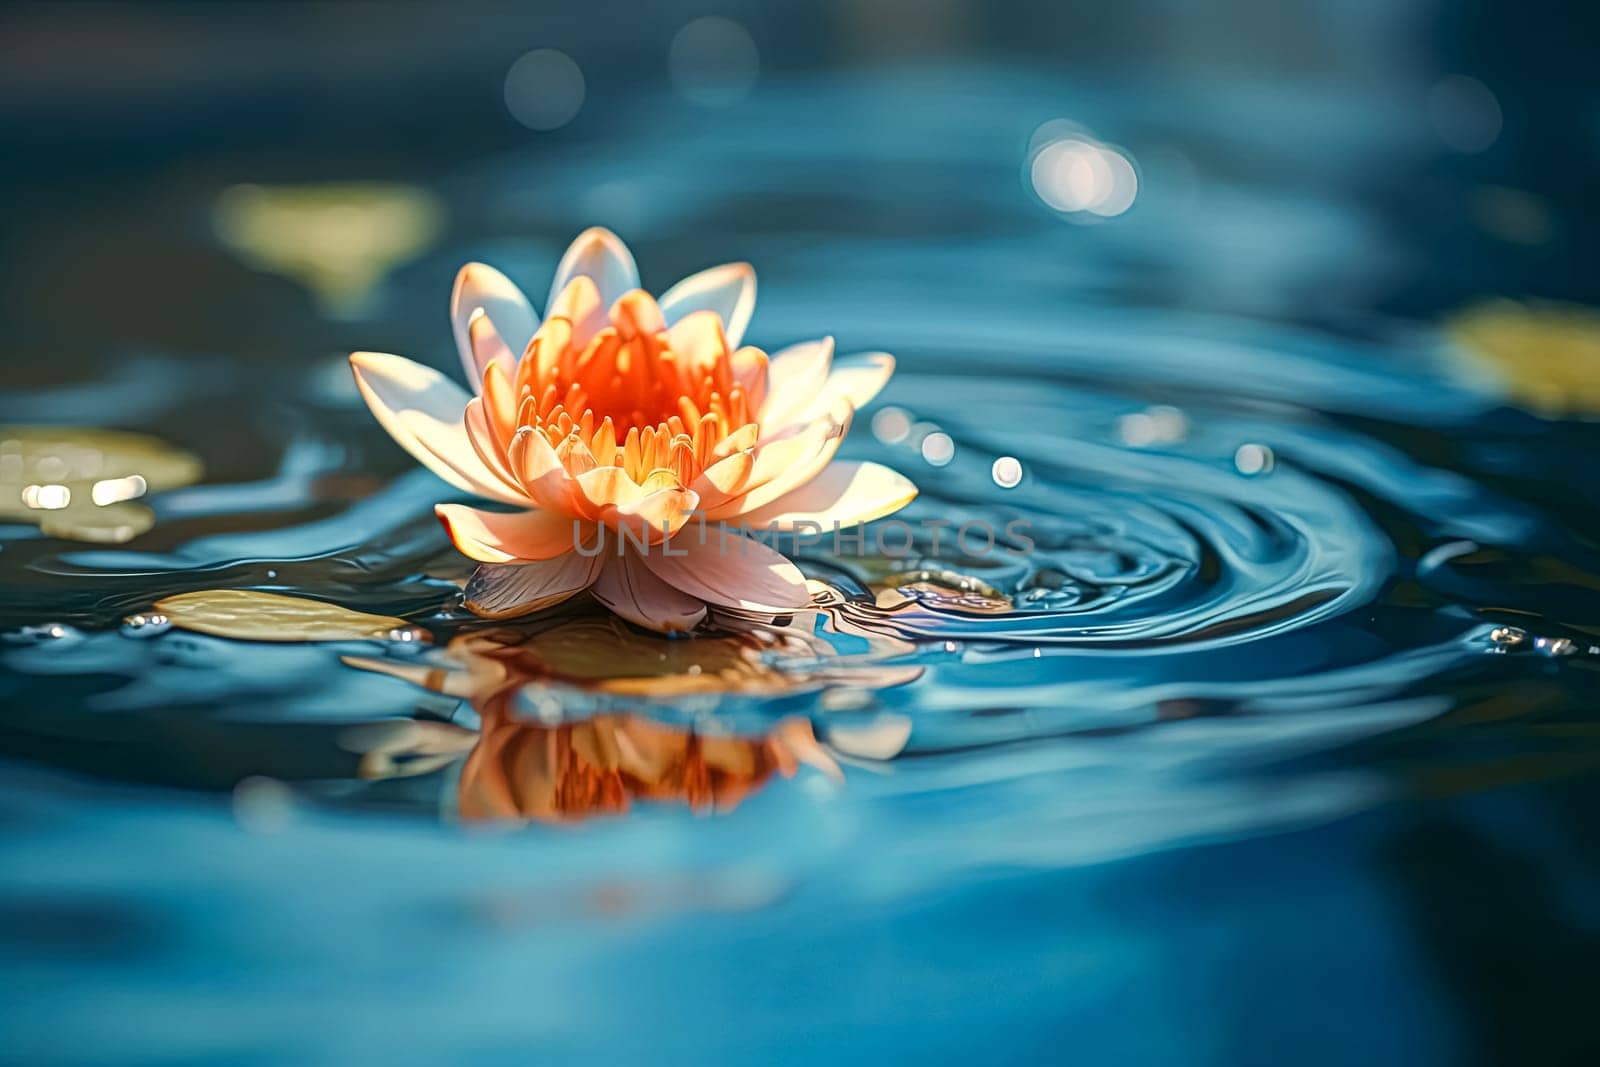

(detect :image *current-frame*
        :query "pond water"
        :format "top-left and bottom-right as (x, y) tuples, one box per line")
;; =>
(3, 64), (1599, 1064)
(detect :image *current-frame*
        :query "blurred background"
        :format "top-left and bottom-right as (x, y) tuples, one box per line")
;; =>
(3, 2), (1600, 1065)
(2, 0), (1596, 368)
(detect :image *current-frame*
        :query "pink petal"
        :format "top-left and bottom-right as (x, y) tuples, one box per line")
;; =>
(547, 227), (639, 315)
(462, 551), (604, 619)
(450, 263), (537, 389)
(611, 486), (700, 543)
(737, 461), (917, 530)
(659, 262), (756, 348)
(590, 551), (707, 633)
(349, 352), (524, 505)
(641, 526), (811, 613)
(435, 504), (587, 563)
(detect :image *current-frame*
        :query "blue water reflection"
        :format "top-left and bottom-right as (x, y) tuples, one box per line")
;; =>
(3, 45), (1599, 1067)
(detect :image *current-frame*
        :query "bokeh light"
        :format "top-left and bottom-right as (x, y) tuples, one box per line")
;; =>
(1234, 443), (1275, 475)
(504, 48), (586, 131)
(669, 17), (759, 108)
(871, 406), (913, 444)
(1028, 123), (1139, 218)
(1427, 74), (1502, 154)
(991, 456), (1023, 488)
(921, 431), (955, 467)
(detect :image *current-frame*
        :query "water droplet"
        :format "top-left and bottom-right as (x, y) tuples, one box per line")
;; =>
(1234, 443), (1275, 475)
(121, 612), (172, 638)
(4, 623), (82, 645)
(1489, 625), (1527, 648)
(265, 569), (278, 579)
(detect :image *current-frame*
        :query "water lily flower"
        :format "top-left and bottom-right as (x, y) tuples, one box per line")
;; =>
(350, 228), (916, 632)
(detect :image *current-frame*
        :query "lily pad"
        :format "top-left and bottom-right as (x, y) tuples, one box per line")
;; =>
(0, 425), (203, 543)
(1448, 299), (1600, 417)
(213, 182), (443, 318)
(153, 589), (423, 643)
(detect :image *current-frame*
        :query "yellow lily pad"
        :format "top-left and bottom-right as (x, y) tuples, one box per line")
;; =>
(1447, 299), (1600, 417)
(214, 182), (444, 317)
(0, 425), (202, 543)
(153, 590), (423, 643)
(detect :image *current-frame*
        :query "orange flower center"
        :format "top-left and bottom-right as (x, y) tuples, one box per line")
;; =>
(487, 291), (767, 485)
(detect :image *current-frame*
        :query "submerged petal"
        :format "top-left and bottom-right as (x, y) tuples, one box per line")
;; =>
(641, 526), (811, 613)
(435, 504), (586, 563)
(659, 262), (756, 348)
(548, 227), (639, 313)
(463, 550), (604, 619)
(590, 551), (708, 633)
(451, 263), (538, 388)
(738, 461), (916, 530)
(349, 352), (523, 504)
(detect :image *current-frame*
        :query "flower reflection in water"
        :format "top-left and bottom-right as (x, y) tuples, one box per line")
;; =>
(345, 606), (920, 823)
(462, 708), (831, 823)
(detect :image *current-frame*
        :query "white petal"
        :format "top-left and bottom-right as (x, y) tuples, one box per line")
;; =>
(759, 337), (833, 431)
(590, 552), (708, 633)
(547, 227), (638, 312)
(727, 399), (853, 516)
(641, 526), (811, 613)
(450, 263), (538, 389)
(659, 263), (756, 347)
(462, 552), (603, 619)
(435, 504), (586, 563)
(349, 352), (524, 504)
(736, 461), (917, 531)
(804, 353), (894, 421)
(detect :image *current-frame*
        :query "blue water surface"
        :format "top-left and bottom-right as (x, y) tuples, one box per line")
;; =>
(3, 55), (1599, 1066)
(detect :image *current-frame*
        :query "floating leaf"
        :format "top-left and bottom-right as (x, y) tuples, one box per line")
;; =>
(154, 589), (424, 643)
(214, 183), (444, 318)
(0, 425), (202, 543)
(1448, 300), (1600, 417)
